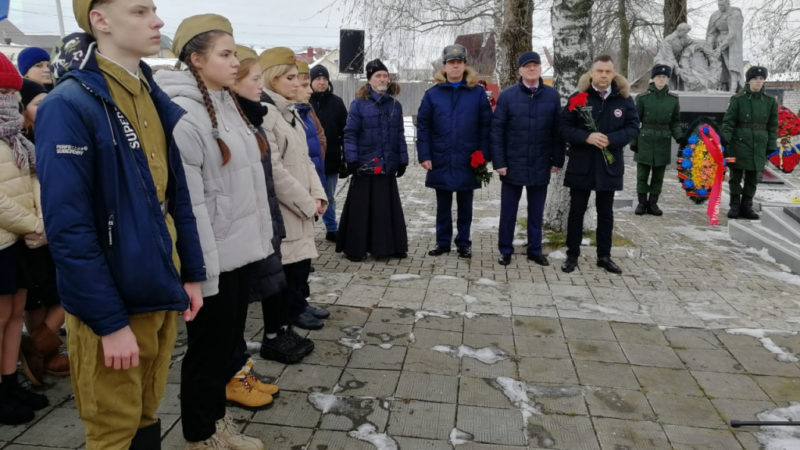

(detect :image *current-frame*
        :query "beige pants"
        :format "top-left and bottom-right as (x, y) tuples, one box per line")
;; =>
(66, 311), (177, 450)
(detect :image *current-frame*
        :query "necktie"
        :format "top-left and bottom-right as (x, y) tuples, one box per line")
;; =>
(599, 90), (607, 98)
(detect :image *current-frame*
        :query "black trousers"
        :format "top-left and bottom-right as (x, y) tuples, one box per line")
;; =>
(181, 264), (252, 442)
(566, 189), (615, 259)
(282, 259), (311, 320)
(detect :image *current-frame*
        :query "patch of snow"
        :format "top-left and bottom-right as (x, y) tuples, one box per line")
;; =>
(472, 216), (500, 231)
(379, 343), (394, 349)
(407, 332), (416, 343)
(548, 250), (567, 260)
(494, 377), (541, 422)
(245, 341), (261, 353)
(432, 345), (509, 364)
(339, 337), (365, 350)
(348, 423), (398, 450)
(754, 403), (800, 450)
(475, 278), (498, 286)
(581, 238), (590, 245)
(460, 312), (479, 319)
(433, 275), (460, 280)
(748, 265), (800, 287)
(327, 293), (339, 297)
(512, 239), (526, 246)
(390, 274), (421, 281)
(308, 276), (324, 282)
(308, 392), (340, 413)
(450, 428), (473, 446)
(579, 302), (626, 315)
(414, 310), (452, 322)
(452, 293), (477, 304)
(726, 329), (799, 362)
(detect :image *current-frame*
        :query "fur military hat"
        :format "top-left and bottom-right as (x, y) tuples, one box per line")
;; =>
(296, 60), (310, 75)
(651, 64), (672, 79)
(236, 45), (258, 63)
(173, 14), (233, 60)
(260, 47), (296, 71)
(442, 44), (467, 64)
(366, 58), (388, 80)
(746, 66), (768, 82)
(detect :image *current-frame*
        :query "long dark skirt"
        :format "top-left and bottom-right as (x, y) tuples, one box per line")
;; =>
(336, 174), (408, 259)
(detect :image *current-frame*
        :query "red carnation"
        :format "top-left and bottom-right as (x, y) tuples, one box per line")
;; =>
(568, 92), (589, 112)
(470, 150), (485, 168)
(374, 166), (383, 174)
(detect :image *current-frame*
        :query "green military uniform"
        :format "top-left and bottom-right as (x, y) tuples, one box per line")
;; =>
(633, 82), (682, 196)
(721, 84), (778, 198)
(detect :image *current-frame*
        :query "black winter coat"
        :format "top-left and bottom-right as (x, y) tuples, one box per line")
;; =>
(561, 73), (640, 191)
(310, 87), (348, 174)
(491, 81), (565, 186)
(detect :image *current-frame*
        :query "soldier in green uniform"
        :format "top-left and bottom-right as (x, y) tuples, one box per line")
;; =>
(721, 66), (778, 220)
(632, 64), (682, 216)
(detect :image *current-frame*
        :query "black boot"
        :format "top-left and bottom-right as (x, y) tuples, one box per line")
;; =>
(634, 194), (648, 215)
(647, 194), (663, 216)
(740, 196), (760, 220)
(129, 419), (161, 450)
(727, 195), (741, 219)
(260, 329), (309, 364)
(0, 377), (34, 425)
(2, 372), (48, 410)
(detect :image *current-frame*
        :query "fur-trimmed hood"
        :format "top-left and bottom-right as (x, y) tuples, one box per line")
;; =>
(356, 82), (400, 100)
(576, 72), (631, 98)
(433, 66), (479, 87)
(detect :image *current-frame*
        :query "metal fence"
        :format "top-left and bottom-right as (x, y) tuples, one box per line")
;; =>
(331, 79), (433, 115)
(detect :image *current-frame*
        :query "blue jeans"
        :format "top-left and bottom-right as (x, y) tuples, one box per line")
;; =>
(322, 172), (338, 232)
(435, 189), (473, 248)
(498, 183), (548, 256)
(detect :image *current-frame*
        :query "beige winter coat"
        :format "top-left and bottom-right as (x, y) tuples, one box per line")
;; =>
(262, 88), (327, 265)
(0, 140), (38, 250)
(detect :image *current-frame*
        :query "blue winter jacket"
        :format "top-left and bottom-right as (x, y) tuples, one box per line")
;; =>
(35, 34), (205, 336)
(561, 73), (640, 191)
(296, 103), (326, 186)
(344, 84), (408, 175)
(416, 68), (493, 191)
(491, 81), (566, 186)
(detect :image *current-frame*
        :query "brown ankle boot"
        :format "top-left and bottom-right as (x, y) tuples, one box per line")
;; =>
(20, 335), (44, 386)
(21, 324), (66, 384)
(45, 350), (70, 377)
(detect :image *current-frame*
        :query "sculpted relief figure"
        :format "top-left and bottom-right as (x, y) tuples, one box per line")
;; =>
(706, 0), (744, 92)
(654, 23), (719, 91)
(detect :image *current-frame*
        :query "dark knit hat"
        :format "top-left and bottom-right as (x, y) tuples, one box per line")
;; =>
(366, 59), (388, 80)
(517, 51), (541, 68)
(651, 64), (671, 78)
(20, 79), (47, 108)
(746, 66), (768, 82)
(442, 44), (467, 64)
(17, 47), (50, 77)
(310, 65), (329, 81)
(0, 53), (23, 91)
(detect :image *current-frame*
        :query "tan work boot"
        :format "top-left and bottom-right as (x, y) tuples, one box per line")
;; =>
(184, 433), (227, 449)
(225, 374), (273, 409)
(215, 415), (264, 450)
(45, 349), (70, 377)
(242, 360), (278, 396)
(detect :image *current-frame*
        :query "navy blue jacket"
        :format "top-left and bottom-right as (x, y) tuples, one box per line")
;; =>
(297, 104), (326, 186)
(561, 74), (640, 191)
(344, 84), (408, 175)
(416, 69), (492, 191)
(35, 35), (205, 336)
(491, 81), (565, 186)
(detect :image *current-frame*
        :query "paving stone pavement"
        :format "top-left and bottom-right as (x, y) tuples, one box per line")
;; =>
(3, 150), (800, 449)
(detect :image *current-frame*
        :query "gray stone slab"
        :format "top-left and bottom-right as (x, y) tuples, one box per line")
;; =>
(409, 328), (462, 349)
(575, 361), (640, 389)
(586, 388), (656, 421)
(711, 398), (778, 423)
(367, 307), (417, 325)
(414, 314), (463, 332)
(387, 400), (456, 440)
(337, 284), (386, 307)
(647, 392), (725, 428)
(306, 322), (363, 342)
(3, 446), (65, 450)
(348, 345), (407, 370)
(561, 318), (617, 341)
(403, 347), (461, 375)
(307, 429), (377, 450)
(244, 423), (314, 449)
(456, 405), (526, 446)
(531, 383), (589, 416)
(156, 382), (181, 415)
(277, 364), (343, 392)
(252, 391), (321, 427)
(619, 342), (685, 368)
(14, 408), (84, 448)
(361, 322), (414, 345)
(464, 315), (514, 335)
(662, 424), (743, 450)
(462, 333), (516, 354)
(610, 322), (669, 345)
(691, 371), (771, 400)
(593, 417), (672, 449)
(394, 437), (452, 450)
(300, 339), (352, 367)
(728, 349), (800, 377)
(338, 368), (401, 397)
(527, 414), (600, 450)
(632, 366), (704, 396)
(674, 348), (745, 373)
(459, 376), (515, 409)
(325, 305), (373, 324)
(514, 335), (570, 358)
(517, 357), (579, 384)
(317, 397), (390, 432)
(394, 372), (458, 403)
(512, 316), (563, 337)
(461, 355), (518, 379)
(0, 419), (27, 442)
(568, 339), (628, 363)
(753, 375), (800, 402)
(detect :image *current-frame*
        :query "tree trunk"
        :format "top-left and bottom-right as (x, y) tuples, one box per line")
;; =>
(496, 0), (535, 89)
(545, 0), (594, 233)
(617, 0), (630, 77)
(663, 0), (687, 36)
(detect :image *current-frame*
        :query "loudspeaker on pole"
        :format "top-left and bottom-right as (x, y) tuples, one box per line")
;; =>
(339, 29), (364, 74)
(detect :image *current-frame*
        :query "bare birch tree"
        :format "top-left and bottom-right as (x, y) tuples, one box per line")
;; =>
(747, 0), (800, 71)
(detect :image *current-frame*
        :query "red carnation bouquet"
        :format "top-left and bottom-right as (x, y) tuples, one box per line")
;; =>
(769, 106), (800, 173)
(470, 150), (492, 186)
(568, 92), (615, 166)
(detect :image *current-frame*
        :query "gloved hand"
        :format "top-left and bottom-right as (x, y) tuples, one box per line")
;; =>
(396, 164), (407, 178)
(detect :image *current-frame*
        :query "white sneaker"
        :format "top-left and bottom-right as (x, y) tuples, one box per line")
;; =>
(184, 433), (227, 449)
(215, 415), (264, 450)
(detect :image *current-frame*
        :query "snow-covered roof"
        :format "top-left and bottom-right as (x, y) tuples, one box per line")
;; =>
(769, 72), (800, 82)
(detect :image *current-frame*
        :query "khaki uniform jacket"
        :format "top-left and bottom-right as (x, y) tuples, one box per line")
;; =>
(262, 89), (326, 265)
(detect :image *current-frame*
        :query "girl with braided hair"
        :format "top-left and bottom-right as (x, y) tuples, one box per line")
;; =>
(154, 14), (272, 450)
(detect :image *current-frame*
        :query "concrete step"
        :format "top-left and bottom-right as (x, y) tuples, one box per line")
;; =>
(729, 219), (800, 275)
(785, 206), (800, 225)
(761, 207), (800, 245)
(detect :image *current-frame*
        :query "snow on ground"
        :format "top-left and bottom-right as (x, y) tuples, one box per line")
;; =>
(414, 311), (453, 322)
(475, 278), (498, 286)
(452, 293), (477, 304)
(348, 423), (398, 450)
(472, 216), (500, 231)
(726, 329), (800, 362)
(460, 311), (479, 319)
(748, 264), (800, 287)
(433, 275), (460, 280)
(548, 250), (567, 260)
(431, 345), (509, 364)
(494, 377), (541, 422)
(246, 341), (261, 353)
(754, 403), (800, 450)
(308, 392), (340, 414)
(450, 428), (474, 446)
(338, 337), (365, 350)
(579, 303), (627, 316)
(389, 274), (421, 281)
